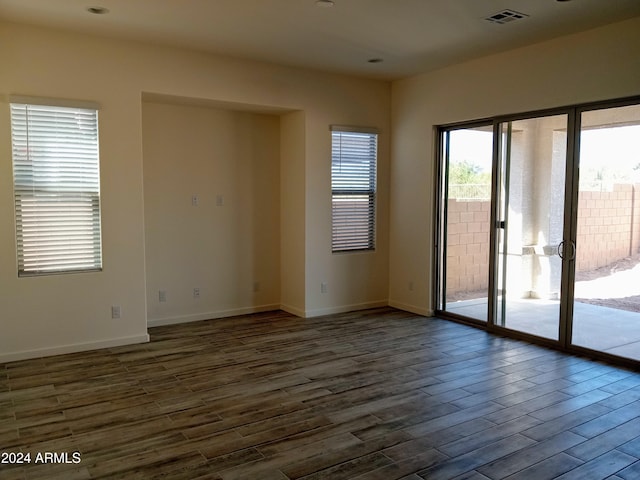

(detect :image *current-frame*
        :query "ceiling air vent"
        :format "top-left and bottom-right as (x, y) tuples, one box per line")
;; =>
(485, 9), (529, 24)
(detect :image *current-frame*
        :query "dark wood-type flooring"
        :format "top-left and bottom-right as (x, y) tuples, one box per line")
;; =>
(1, 307), (640, 479)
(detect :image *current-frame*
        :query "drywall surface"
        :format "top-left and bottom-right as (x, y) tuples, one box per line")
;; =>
(142, 102), (281, 325)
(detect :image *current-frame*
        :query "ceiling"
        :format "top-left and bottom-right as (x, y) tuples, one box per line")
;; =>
(2, 0), (640, 80)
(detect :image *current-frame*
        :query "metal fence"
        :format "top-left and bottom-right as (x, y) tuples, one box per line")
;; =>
(448, 183), (491, 201)
(449, 181), (633, 198)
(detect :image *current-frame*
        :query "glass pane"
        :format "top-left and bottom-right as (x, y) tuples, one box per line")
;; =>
(497, 114), (568, 340)
(444, 127), (493, 322)
(572, 104), (640, 361)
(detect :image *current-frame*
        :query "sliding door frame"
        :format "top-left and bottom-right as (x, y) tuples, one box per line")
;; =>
(433, 119), (493, 327)
(567, 96), (640, 367)
(434, 95), (640, 370)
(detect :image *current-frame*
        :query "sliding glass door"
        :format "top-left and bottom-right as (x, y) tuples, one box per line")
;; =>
(495, 114), (569, 341)
(437, 125), (493, 322)
(435, 97), (640, 366)
(571, 104), (640, 361)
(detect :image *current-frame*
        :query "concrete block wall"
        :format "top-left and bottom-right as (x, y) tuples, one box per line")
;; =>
(446, 199), (491, 296)
(633, 184), (640, 256)
(576, 184), (640, 272)
(446, 184), (640, 296)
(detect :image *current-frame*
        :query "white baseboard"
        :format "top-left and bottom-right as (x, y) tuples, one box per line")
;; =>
(148, 299), (433, 326)
(279, 303), (305, 318)
(303, 300), (389, 318)
(388, 300), (433, 317)
(0, 334), (150, 364)
(147, 304), (281, 327)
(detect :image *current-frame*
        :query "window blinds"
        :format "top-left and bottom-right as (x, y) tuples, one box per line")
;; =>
(10, 102), (102, 276)
(331, 128), (377, 252)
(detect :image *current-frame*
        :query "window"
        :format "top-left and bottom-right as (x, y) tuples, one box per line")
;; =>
(10, 99), (102, 276)
(331, 126), (377, 252)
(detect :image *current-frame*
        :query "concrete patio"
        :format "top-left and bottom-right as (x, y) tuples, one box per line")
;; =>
(445, 297), (640, 361)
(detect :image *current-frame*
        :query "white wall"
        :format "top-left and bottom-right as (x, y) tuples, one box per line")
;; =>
(0, 21), (390, 362)
(280, 111), (307, 315)
(303, 113), (390, 316)
(389, 16), (640, 315)
(142, 101), (282, 325)
(0, 26), (150, 361)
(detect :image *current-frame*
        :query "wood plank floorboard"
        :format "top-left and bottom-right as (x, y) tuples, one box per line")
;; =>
(1, 307), (639, 479)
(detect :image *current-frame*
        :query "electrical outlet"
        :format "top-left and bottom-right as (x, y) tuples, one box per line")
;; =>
(409, 281), (414, 292)
(111, 305), (121, 319)
(193, 288), (200, 299)
(253, 281), (260, 293)
(320, 282), (328, 294)
(216, 194), (224, 207)
(191, 194), (199, 207)
(159, 290), (167, 302)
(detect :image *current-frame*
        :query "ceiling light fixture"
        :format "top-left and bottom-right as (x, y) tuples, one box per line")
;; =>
(315, 0), (335, 7)
(87, 6), (109, 14)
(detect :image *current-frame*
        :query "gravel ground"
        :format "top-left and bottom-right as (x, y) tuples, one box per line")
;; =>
(575, 254), (640, 313)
